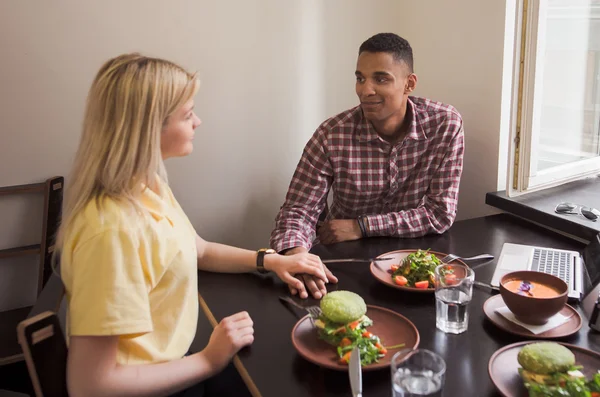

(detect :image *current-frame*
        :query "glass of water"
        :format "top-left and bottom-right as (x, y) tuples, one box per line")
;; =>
(391, 348), (446, 397)
(434, 262), (474, 334)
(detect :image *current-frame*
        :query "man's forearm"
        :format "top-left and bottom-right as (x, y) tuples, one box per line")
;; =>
(270, 210), (315, 252)
(270, 127), (332, 252)
(280, 246), (308, 255)
(365, 203), (456, 238)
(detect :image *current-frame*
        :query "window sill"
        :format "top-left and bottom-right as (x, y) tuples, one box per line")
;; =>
(486, 176), (600, 242)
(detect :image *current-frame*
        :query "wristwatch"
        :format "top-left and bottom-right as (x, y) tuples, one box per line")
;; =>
(256, 248), (276, 274)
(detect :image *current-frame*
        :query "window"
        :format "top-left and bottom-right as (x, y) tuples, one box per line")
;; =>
(512, 0), (600, 192)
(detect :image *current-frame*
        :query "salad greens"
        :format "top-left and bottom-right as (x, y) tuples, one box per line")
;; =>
(314, 314), (404, 366)
(522, 367), (600, 397)
(391, 249), (442, 288)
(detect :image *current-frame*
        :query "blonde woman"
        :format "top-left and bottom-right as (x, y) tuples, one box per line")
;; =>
(56, 54), (328, 397)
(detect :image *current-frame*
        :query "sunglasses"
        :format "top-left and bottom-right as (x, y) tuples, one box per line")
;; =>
(555, 202), (599, 222)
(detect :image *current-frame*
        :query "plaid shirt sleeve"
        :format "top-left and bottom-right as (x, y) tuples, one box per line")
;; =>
(365, 120), (465, 238)
(270, 128), (333, 252)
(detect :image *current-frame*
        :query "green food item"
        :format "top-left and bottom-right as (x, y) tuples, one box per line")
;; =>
(391, 249), (441, 288)
(320, 290), (367, 324)
(316, 291), (398, 366)
(335, 319), (383, 366)
(522, 371), (600, 397)
(316, 314), (372, 346)
(516, 343), (600, 396)
(518, 343), (576, 375)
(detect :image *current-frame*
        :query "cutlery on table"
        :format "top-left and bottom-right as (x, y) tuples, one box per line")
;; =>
(440, 253), (494, 264)
(470, 260), (497, 271)
(278, 296), (323, 318)
(473, 280), (499, 291)
(349, 346), (362, 397)
(321, 257), (394, 264)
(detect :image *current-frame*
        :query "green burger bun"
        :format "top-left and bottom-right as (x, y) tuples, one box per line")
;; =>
(517, 343), (577, 386)
(319, 290), (367, 324)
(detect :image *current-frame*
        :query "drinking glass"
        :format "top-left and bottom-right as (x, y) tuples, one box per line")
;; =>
(391, 348), (446, 397)
(434, 262), (474, 334)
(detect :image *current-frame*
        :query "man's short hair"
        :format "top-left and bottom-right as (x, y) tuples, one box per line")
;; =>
(359, 33), (414, 73)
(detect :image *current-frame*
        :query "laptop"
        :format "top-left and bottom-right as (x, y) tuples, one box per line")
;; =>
(490, 233), (600, 301)
(581, 277), (600, 331)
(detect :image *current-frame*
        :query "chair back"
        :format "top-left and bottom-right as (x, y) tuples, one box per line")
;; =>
(17, 269), (68, 397)
(17, 311), (68, 397)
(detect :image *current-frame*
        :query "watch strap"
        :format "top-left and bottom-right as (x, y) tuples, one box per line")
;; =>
(256, 248), (275, 274)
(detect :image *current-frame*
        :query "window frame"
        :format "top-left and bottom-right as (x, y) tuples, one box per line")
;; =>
(509, 0), (600, 196)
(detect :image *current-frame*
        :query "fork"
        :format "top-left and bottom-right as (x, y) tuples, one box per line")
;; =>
(473, 280), (499, 291)
(440, 253), (494, 264)
(278, 296), (323, 318)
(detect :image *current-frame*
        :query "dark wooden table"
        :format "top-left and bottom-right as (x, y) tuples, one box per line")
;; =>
(196, 214), (600, 397)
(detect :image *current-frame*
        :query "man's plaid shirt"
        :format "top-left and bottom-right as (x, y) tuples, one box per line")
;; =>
(270, 96), (465, 252)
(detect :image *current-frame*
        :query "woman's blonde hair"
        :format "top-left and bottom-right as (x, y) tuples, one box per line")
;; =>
(54, 53), (199, 254)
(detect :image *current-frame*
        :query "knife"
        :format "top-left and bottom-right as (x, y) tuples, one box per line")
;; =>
(322, 256), (394, 264)
(349, 346), (362, 397)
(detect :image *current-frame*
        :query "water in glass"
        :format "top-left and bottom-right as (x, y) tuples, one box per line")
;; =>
(434, 262), (474, 334)
(392, 368), (443, 397)
(435, 287), (471, 334)
(391, 349), (446, 397)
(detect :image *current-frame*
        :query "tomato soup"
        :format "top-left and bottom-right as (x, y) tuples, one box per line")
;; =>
(503, 279), (560, 298)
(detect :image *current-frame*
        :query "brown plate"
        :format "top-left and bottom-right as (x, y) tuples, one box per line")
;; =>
(370, 249), (467, 293)
(291, 305), (420, 371)
(483, 294), (582, 339)
(489, 341), (600, 397)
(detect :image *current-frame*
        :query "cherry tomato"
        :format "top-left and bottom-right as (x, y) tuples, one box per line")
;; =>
(415, 280), (430, 289)
(339, 351), (352, 364)
(445, 274), (457, 285)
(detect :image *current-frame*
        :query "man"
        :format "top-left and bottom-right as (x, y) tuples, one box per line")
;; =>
(270, 33), (465, 299)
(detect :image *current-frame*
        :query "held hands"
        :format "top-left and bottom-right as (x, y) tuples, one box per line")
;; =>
(317, 219), (362, 245)
(202, 312), (254, 373)
(265, 251), (329, 299)
(282, 247), (338, 300)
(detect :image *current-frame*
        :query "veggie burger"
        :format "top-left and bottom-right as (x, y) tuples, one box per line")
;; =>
(313, 290), (396, 365)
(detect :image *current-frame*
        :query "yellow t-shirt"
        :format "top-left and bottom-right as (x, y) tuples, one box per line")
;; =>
(61, 179), (199, 365)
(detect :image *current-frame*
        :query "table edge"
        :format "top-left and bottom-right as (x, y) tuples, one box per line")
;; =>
(198, 293), (263, 397)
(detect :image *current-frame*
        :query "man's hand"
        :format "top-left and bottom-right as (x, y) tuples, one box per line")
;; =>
(282, 247), (338, 299)
(264, 251), (328, 299)
(317, 219), (362, 245)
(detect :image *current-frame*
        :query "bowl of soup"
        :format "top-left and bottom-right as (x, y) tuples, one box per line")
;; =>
(499, 271), (568, 325)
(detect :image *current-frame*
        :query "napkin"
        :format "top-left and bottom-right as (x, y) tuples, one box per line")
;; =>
(495, 306), (572, 334)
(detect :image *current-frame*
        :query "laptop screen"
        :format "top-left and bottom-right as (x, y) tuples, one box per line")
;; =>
(581, 233), (600, 319)
(584, 233), (600, 288)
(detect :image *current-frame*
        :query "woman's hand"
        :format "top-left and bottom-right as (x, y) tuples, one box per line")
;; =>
(202, 311), (254, 373)
(265, 249), (338, 299)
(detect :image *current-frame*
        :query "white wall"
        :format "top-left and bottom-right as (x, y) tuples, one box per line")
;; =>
(0, 0), (511, 310)
(393, 0), (511, 217)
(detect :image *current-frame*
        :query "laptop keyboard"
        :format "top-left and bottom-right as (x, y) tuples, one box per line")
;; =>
(533, 248), (571, 282)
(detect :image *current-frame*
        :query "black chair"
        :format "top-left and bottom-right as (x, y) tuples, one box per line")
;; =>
(0, 177), (63, 368)
(16, 272), (68, 397)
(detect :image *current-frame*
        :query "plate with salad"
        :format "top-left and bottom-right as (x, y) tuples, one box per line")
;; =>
(370, 249), (467, 293)
(291, 290), (420, 371)
(489, 341), (600, 396)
